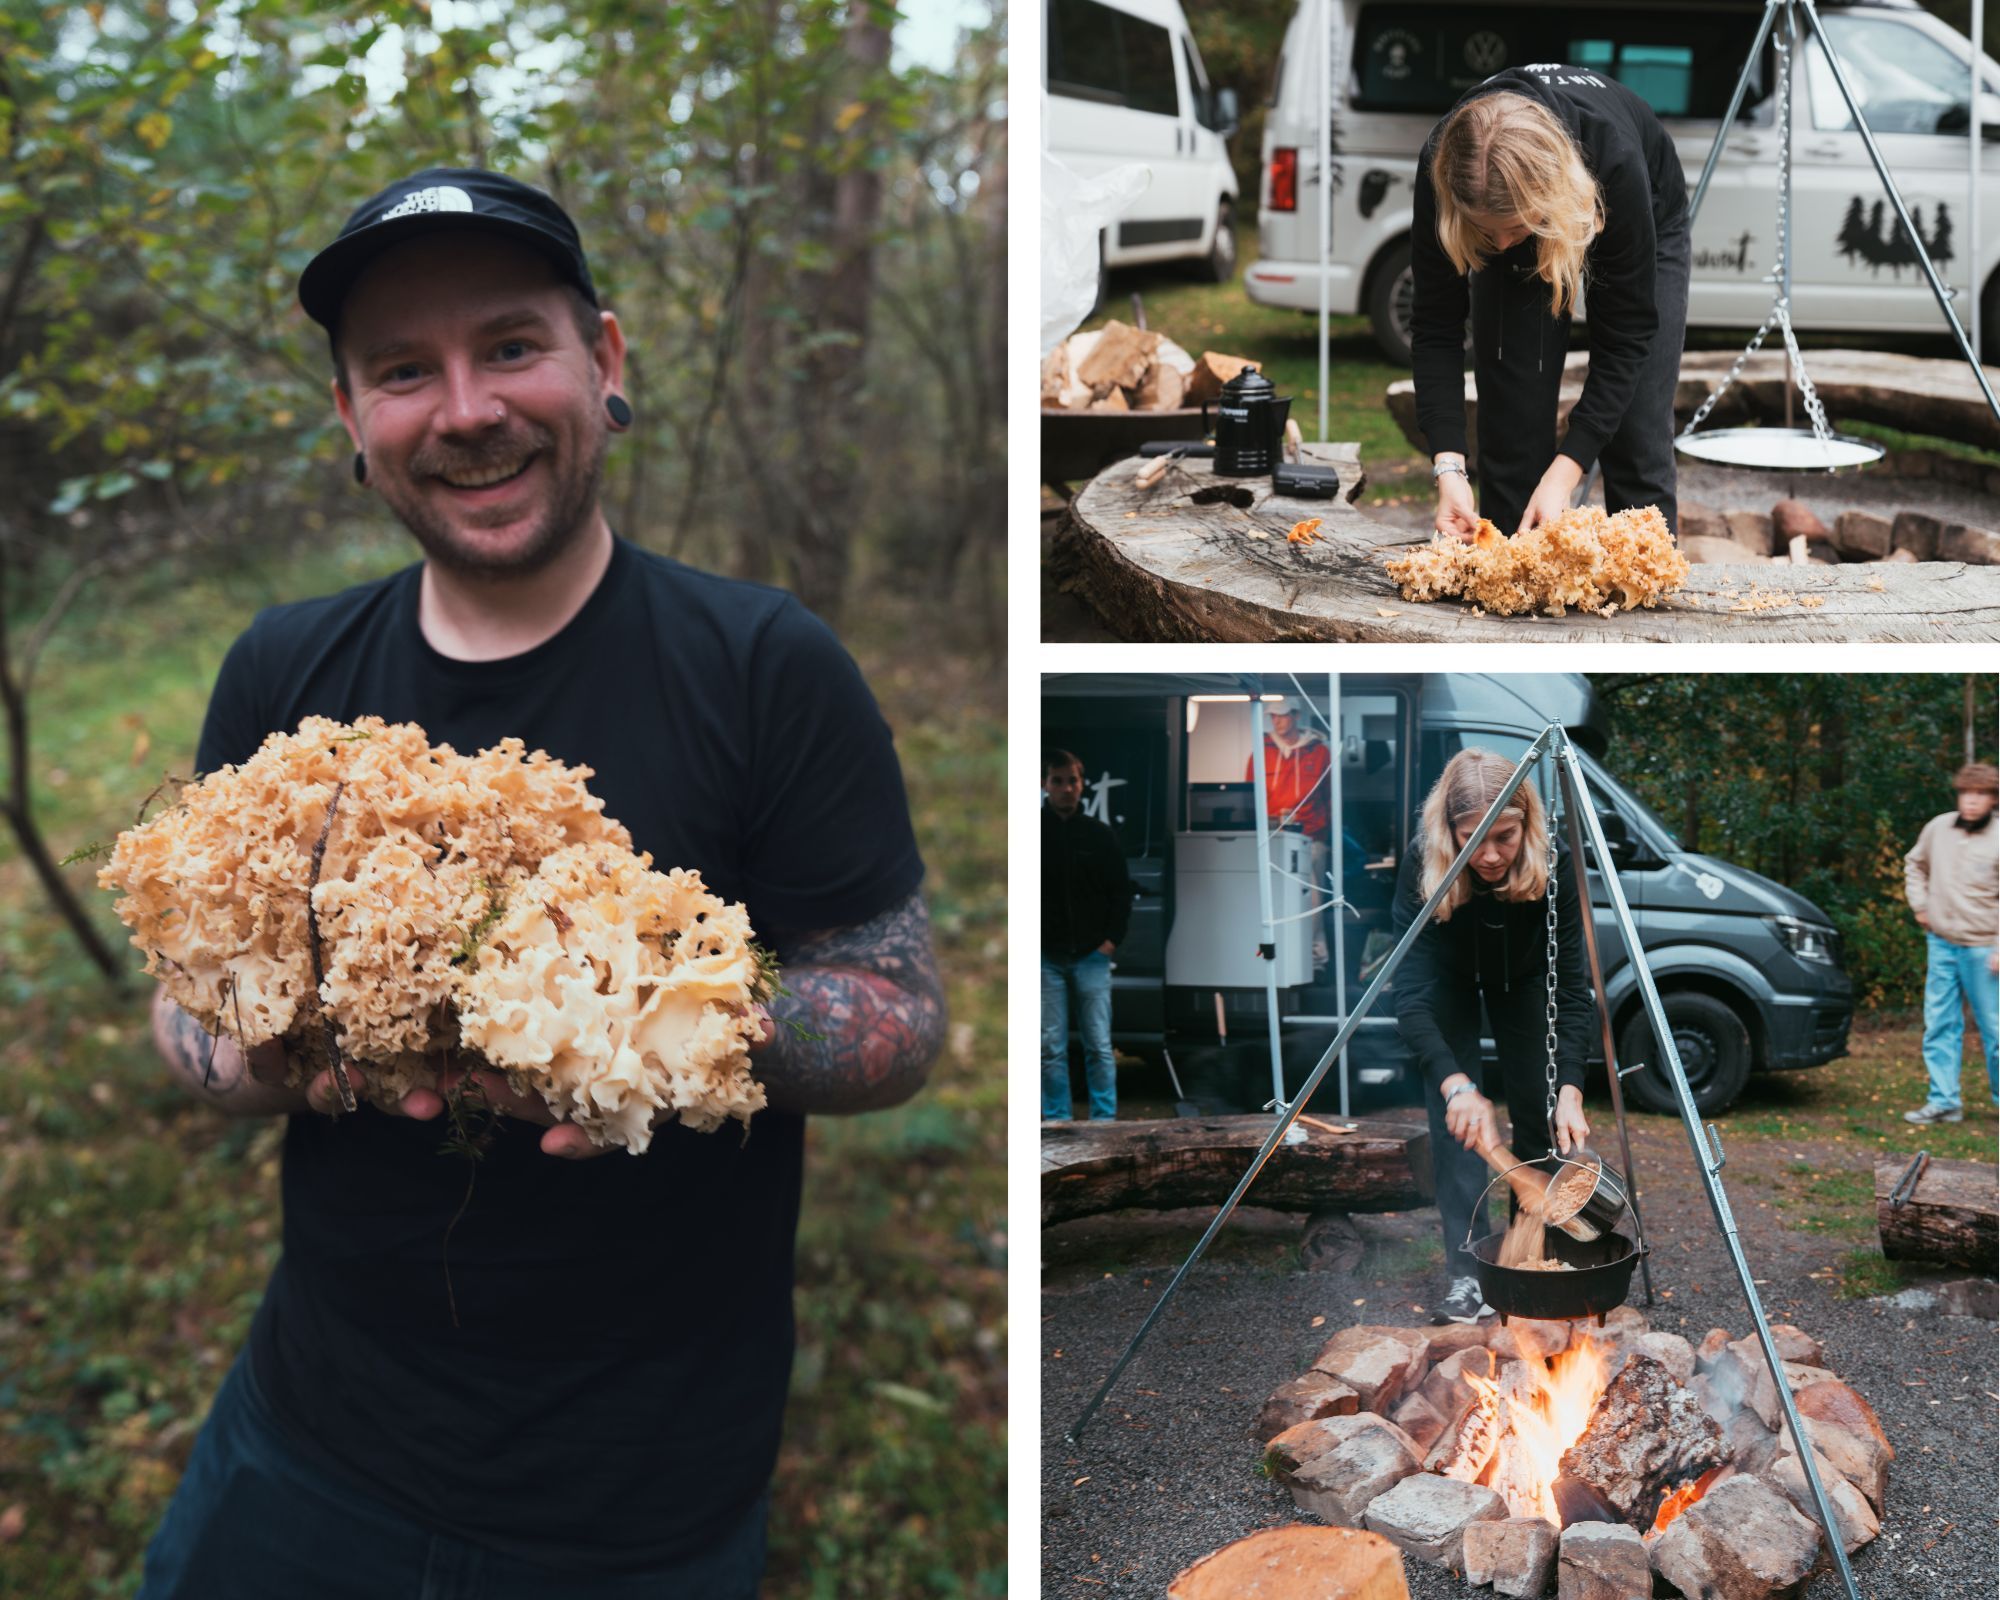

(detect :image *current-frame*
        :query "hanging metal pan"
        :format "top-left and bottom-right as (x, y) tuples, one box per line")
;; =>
(1463, 1155), (1646, 1323)
(1674, 427), (1885, 471)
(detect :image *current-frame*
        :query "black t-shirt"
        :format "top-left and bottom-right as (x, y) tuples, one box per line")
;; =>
(193, 535), (924, 1572)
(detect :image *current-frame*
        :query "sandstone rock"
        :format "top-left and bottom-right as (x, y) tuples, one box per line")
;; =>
(1420, 1345), (1501, 1421)
(1695, 1329), (1734, 1375)
(1422, 1321), (1496, 1360)
(1831, 510), (1892, 560)
(1255, 1371), (1361, 1443)
(1464, 1517), (1558, 1597)
(1681, 534), (1768, 565)
(1361, 1472), (1507, 1568)
(1488, 1317), (1572, 1362)
(1557, 1521), (1649, 1600)
(1883, 546), (1919, 562)
(1679, 501), (1728, 542)
(1791, 1378), (1891, 1459)
(1768, 1440), (1881, 1553)
(1723, 510), (1776, 554)
(1935, 1277), (1999, 1318)
(1282, 1415), (1424, 1524)
(1723, 1407), (1781, 1477)
(1625, 1332), (1695, 1386)
(1892, 510), (1943, 560)
(1266, 1412), (1422, 1485)
(1599, 1307), (1649, 1339)
(1772, 1410), (1890, 1514)
(1745, 1357), (1835, 1433)
(1387, 1390), (1449, 1455)
(1650, 1474), (1820, 1600)
(1312, 1326), (1431, 1413)
(1940, 522), (2000, 564)
(1765, 1325), (1825, 1368)
(1771, 499), (1829, 546)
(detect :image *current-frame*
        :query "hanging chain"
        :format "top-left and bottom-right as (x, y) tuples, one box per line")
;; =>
(1681, 4), (1833, 453)
(1544, 828), (1561, 1149)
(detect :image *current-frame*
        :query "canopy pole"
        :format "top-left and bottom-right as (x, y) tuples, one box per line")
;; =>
(1066, 729), (1558, 1443)
(1973, 0), (1984, 362)
(1312, 0), (1328, 440)
(1249, 696), (1286, 1113)
(1558, 734), (1861, 1600)
(1329, 671), (1347, 1117)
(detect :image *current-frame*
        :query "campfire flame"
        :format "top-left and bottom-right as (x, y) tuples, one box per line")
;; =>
(1463, 1328), (1614, 1524)
(1650, 1465), (1727, 1534)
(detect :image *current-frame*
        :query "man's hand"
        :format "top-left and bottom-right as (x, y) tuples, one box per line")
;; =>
(1916, 909), (1931, 930)
(1435, 466), (1480, 542)
(1553, 1085), (1591, 1156)
(1096, 939), (1116, 956)
(1515, 455), (1584, 535)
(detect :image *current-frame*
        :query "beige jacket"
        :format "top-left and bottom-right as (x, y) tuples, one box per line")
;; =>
(1904, 813), (2000, 947)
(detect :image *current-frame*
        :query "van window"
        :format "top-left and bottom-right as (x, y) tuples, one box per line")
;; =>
(1805, 15), (1969, 135)
(1350, 5), (1774, 122)
(1182, 36), (1214, 128)
(1048, 0), (1181, 118)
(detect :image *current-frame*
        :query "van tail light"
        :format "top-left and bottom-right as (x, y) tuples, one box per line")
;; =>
(1269, 147), (1298, 212)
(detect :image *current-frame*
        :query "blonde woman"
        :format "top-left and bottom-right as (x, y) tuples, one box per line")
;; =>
(1391, 749), (1594, 1324)
(1411, 66), (1691, 544)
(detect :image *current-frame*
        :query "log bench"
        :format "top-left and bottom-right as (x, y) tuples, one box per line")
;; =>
(1042, 1113), (1433, 1269)
(1050, 446), (2000, 642)
(1875, 1155), (1999, 1272)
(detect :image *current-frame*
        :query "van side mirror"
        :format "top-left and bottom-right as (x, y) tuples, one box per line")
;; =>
(1595, 808), (1635, 867)
(1214, 87), (1240, 138)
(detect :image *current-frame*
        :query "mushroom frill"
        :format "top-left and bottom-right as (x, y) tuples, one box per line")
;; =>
(1386, 504), (1689, 617)
(98, 715), (769, 1151)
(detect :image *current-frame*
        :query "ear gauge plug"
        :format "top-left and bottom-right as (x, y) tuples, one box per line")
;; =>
(353, 452), (368, 485)
(605, 394), (633, 429)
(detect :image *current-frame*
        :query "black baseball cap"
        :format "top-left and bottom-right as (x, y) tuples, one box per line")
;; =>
(298, 167), (598, 336)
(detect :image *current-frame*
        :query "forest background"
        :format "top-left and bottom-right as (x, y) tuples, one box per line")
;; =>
(0, 3), (1008, 1596)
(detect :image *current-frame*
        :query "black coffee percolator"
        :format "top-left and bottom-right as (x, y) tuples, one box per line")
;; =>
(1204, 364), (1293, 477)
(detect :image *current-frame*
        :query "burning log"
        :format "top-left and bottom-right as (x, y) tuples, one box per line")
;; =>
(1556, 1354), (1727, 1528)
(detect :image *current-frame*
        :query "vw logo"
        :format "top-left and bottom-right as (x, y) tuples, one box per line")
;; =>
(1464, 31), (1507, 74)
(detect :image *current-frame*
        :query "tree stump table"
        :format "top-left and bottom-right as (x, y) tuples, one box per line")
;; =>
(1050, 445), (2000, 642)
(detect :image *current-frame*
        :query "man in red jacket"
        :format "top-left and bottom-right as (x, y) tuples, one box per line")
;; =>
(1246, 697), (1332, 972)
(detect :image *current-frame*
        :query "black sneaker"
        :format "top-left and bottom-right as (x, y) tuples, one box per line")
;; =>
(1433, 1275), (1490, 1325)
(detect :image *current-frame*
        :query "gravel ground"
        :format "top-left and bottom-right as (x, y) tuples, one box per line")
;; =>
(1041, 1120), (1997, 1597)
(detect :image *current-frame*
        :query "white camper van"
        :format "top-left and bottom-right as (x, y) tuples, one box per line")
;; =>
(1245, 0), (2000, 365)
(1043, 0), (1244, 281)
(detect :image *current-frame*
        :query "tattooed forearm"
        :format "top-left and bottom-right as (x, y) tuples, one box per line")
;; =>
(757, 890), (947, 1115)
(151, 990), (304, 1116)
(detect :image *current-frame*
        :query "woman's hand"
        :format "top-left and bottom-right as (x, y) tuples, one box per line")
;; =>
(1553, 1084), (1591, 1156)
(1435, 467), (1480, 542)
(1443, 1082), (1500, 1152)
(1514, 455), (1585, 535)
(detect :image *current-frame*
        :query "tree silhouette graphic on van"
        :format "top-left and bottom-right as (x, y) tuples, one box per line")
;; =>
(1836, 195), (1954, 276)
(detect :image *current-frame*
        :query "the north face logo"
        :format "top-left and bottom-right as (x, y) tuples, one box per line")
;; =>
(381, 185), (475, 220)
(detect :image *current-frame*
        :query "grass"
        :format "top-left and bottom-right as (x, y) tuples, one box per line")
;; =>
(0, 526), (1006, 1599)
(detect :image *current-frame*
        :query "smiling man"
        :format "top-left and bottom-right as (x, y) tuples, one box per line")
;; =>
(135, 169), (945, 1598)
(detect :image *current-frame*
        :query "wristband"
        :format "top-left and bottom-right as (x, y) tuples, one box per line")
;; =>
(1432, 461), (1469, 483)
(1443, 1080), (1475, 1104)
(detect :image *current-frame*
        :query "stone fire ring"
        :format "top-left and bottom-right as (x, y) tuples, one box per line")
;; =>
(1052, 447), (2000, 643)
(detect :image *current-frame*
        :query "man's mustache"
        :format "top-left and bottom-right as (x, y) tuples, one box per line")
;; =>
(407, 423), (557, 480)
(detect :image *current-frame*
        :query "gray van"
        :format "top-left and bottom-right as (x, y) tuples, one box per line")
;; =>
(1041, 671), (1853, 1115)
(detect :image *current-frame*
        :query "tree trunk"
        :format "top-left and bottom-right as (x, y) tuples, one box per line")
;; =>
(786, 6), (889, 617)
(1876, 1157), (1999, 1269)
(1041, 1115), (1432, 1226)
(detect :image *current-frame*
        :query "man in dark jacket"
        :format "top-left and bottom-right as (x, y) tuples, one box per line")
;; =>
(1042, 748), (1131, 1120)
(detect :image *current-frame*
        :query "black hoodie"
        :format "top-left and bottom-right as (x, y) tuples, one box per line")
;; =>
(1410, 66), (1689, 475)
(1043, 804), (1134, 960)
(1389, 835), (1593, 1097)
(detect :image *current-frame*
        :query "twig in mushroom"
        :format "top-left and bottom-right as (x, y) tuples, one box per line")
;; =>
(305, 780), (355, 1112)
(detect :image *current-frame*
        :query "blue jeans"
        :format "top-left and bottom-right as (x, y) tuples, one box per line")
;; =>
(1920, 931), (2000, 1111)
(1042, 950), (1116, 1119)
(137, 1353), (770, 1599)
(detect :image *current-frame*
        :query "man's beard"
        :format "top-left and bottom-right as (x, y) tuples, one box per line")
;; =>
(374, 415), (608, 578)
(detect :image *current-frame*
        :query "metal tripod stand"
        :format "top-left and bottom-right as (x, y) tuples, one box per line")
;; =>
(1063, 724), (1864, 1600)
(1679, 0), (2000, 469)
